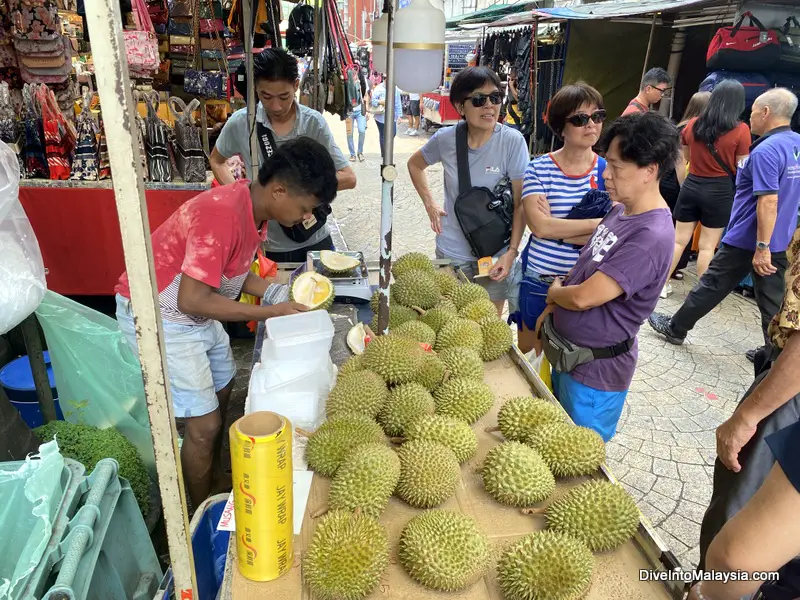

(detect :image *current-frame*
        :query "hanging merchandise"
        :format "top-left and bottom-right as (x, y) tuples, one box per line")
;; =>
(97, 120), (112, 180)
(184, 0), (230, 99)
(776, 17), (800, 73)
(168, 97), (205, 182)
(286, 2), (315, 57)
(20, 85), (48, 179)
(132, 91), (149, 180)
(142, 91), (172, 182)
(0, 83), (18, 148)
(36, 84), (75, 180)
(70, 91), (99, 181)
(706, 11), (780, 72)
(124, 0), (161, 78)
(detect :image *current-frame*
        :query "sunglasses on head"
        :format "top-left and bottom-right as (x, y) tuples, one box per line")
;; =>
(464, 92), (503, 108)
(566, 110), (607, 128)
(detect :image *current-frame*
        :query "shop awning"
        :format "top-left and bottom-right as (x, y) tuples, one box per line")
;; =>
(446, 2), (534, 29)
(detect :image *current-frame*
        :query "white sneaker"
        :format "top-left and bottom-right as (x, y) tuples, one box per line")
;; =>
(660, 283), (672, 299)
(409, 129), (419, 137)
(405, 128), (413, 135)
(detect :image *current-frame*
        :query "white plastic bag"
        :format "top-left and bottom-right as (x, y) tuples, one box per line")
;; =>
(0, 140), (46, 335)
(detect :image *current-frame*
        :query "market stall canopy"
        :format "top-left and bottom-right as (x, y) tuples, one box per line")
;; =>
(446, 1), (534, 29)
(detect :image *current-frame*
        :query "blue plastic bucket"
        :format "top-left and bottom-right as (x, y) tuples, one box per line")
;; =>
(0, 351), (63, 428)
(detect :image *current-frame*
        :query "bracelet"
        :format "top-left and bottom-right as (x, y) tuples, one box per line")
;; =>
(694, 582), (710, 600)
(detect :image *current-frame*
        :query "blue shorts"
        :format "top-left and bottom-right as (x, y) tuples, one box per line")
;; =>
(551, 370), (628, 442)
(766, 420), (800, 494)
(508, 272), (550, 331)
(115, 294), (236, 418)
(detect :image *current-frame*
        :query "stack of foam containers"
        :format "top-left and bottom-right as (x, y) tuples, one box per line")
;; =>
(247, 310), (337, 430)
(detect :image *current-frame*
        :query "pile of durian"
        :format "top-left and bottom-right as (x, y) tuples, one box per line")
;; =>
(298, 252), (641, 600)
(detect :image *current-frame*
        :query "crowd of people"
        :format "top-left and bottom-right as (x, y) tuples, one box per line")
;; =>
(113, 46), (800, 597)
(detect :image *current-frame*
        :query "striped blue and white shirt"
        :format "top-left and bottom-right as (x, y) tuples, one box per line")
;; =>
(522, 153), (602, 277)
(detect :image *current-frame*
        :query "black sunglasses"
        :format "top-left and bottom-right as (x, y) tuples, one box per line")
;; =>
(566, 110), (607, 128)
(464, 92), (503, 108)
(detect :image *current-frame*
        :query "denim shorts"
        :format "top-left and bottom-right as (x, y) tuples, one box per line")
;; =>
(115, 294), (236, 418)
(435, 248), (518, 303)
(508, 270), (551, 331)
(551, 370), (628, 442)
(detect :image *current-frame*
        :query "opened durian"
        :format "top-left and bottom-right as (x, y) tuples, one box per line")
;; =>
(303, 510), (390, 600)
(377, 382), (435, 437)
(497, 396), (563, 442)
(326, 370), (388, 419)
(404, 414), (477, 463)
(526, 422), (606, 478)
(328, 443), (400, 517)
(480, 441), (555, 506)
(433, 377), (494, 424)
(290, 271), (334, 310)
(305, 415), (385, 477)
(399, 510), (490, 592)
(319, 250), (360, 274)
(395, 439), (460, 508)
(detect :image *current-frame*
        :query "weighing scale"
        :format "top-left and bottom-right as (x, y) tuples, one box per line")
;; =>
(303, 251), (372, 304)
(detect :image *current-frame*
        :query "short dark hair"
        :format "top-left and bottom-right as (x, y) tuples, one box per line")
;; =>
(641, 67), (671, 91)
(596, 112), (680, 179)
(449, 66), (502, 106)
(253, 48), (299, 84)
(257, 137), (337, 208)
(546, 82), (604, 137)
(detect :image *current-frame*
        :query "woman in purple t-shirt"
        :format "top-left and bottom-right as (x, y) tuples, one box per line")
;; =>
(534, 113), (679, 441)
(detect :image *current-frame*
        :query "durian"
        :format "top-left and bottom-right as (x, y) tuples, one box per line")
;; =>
(377, 383), (435, 437)
(370, 292), (418, 328)
(319, 250), (360, 274)
(438, 347), (484, 380)
(459, 298), (498, 322)
(545, 480), (640, 552)
(392, 252), (436, 279)
(305, 415), (385, 477)
(303, 510), (390, 600)
(404, 414), (477, 463)
(369, 289), (395, 314)
(414, 352), (446, 390)
(361, 334), (425, 385)
(290, 271), (334, 310)
(480, 442), (555, 506)
(526, 422), (606, 478)
(392, 270), (440, 310)
(393, 320), (436, 346)
(436, 297), (458, 313)
(452, 282), (490, 310)
(418, 307), (456, 334)
(326, 371), (388, 419)
(398, 510), (490, 592)
(496, 530), (594, 600)
(479, 316), (513, 361)
(432, 270), (460, 298)
(497, 396), (563, 442)
(433, 377), (494, 424)
(328, 443), (401, 517)
(395, 439), (460, 508)
(339, 355), (364, 377)
(435, 318), (483, 353)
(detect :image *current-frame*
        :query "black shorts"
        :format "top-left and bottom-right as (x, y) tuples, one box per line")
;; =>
(767, 420), (800, 494)
(673, 173), (735, 229)
(409, 100), (420, 116)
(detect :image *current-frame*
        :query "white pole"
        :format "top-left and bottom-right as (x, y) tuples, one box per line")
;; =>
(376, 0), (397, 334)
(84, 1), (197, 597)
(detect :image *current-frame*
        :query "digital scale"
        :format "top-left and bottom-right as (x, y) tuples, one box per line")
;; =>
(303, 250), (373, 304)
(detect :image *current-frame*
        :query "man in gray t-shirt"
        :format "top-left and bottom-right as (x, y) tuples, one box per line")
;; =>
(210, 49), (356, 262)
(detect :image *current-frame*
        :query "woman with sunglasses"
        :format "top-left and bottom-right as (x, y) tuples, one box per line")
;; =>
(408, 66), (529, 314)
(669, 79), (750, 281)
(513, 82), (607, 354)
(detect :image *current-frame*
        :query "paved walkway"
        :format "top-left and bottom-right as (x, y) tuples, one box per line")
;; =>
(318, 114), (764, 569)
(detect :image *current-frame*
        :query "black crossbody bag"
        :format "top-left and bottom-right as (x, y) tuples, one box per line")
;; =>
(705, 140), (737, 184)
(453, 122), (514, 258)
(256, 122), (330, 242)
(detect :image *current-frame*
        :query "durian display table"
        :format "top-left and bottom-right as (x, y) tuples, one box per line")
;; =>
(222, 266), (685, 600)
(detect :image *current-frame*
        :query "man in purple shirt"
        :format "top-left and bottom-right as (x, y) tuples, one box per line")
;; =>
(533, 112), (678, 440)
(649, 89), (800, 363)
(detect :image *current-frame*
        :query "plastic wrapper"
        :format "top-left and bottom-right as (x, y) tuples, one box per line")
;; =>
(34, 291), (155, 477)
(0, 440), (64, 600)
(0, 139), (46, 335)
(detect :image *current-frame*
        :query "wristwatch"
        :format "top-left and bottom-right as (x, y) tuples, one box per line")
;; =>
(756, 241), (770, 251)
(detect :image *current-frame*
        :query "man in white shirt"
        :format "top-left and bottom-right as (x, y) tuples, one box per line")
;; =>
(407, 92), (421, 136)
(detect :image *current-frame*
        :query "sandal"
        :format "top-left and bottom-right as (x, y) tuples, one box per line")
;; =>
(358, 153), (365, 162)
(349, 155), (357, 162)
(671, 271), (684, 281)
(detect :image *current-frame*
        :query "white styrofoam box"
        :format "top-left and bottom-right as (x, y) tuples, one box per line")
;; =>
(246, 390), (324, 431)
(262, 310), (335, 362)
(249, 355), (330, 394)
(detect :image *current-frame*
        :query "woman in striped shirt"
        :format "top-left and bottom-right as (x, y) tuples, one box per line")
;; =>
(513, 83), (607, 353)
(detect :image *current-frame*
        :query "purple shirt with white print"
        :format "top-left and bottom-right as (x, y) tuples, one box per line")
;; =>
(552, 204), (674, 392)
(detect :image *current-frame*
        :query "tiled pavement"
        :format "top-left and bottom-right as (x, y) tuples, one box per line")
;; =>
(319, 114), (765, 569)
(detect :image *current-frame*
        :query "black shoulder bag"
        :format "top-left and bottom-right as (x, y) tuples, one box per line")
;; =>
(705, 140), (737, 185)
(256, 122), (330, 242)
(453, 122), (514, 258)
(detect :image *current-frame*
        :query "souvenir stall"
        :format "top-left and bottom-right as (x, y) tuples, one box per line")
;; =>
(420, 39), (477, 128)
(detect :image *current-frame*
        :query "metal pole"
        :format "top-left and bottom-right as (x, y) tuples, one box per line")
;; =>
(243, 0), (259, 170)
(641, 13), (657, 82)
(312, 0), (322, 111)
(661, 28), (686, 119)
(376, 0), (396, 335)
(528, 17), (538, 156)
(20, 315), (57, 423)
(84, 2), (197, 598)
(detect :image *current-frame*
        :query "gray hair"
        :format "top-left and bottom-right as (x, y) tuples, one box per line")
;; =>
(755, 88), (799, 120)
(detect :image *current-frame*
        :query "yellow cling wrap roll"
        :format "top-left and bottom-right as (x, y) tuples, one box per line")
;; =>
(230, 411), (294, 582)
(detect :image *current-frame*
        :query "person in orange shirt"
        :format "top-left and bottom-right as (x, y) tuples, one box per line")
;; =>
(622, 68), (672, 116)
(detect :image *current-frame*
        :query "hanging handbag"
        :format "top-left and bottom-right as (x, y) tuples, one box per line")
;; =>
(775, 17), (800, 73)
(21, 84), (48, 178)
(184, 0), (229, 100)
(255, 122), (330, 242)
(706, 11), (780, 71)
(124, 0), (160, 77)
(168, 97), (206, 182)
(70, 91), (99, 181)
(36, 84), (75, 180)
(142, 91), (172, 182)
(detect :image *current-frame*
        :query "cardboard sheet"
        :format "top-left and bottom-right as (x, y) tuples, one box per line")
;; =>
(227, 353), (679, 600)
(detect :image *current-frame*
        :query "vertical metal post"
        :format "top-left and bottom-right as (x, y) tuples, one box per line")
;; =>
(376, 0), (396, 335)
(528, 17), (538, 156)
(641, 13), (657, 82)
(312, 0), (322, 111)
(661, 28), (686, 119)
(243, 0), (259, 171)
(20, 315), (57, 423)
(84, 2), (197, 598)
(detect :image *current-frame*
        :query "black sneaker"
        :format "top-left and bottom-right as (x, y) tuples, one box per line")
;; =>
(745, 346), (764, 363)
(647, 313), (686, 345)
